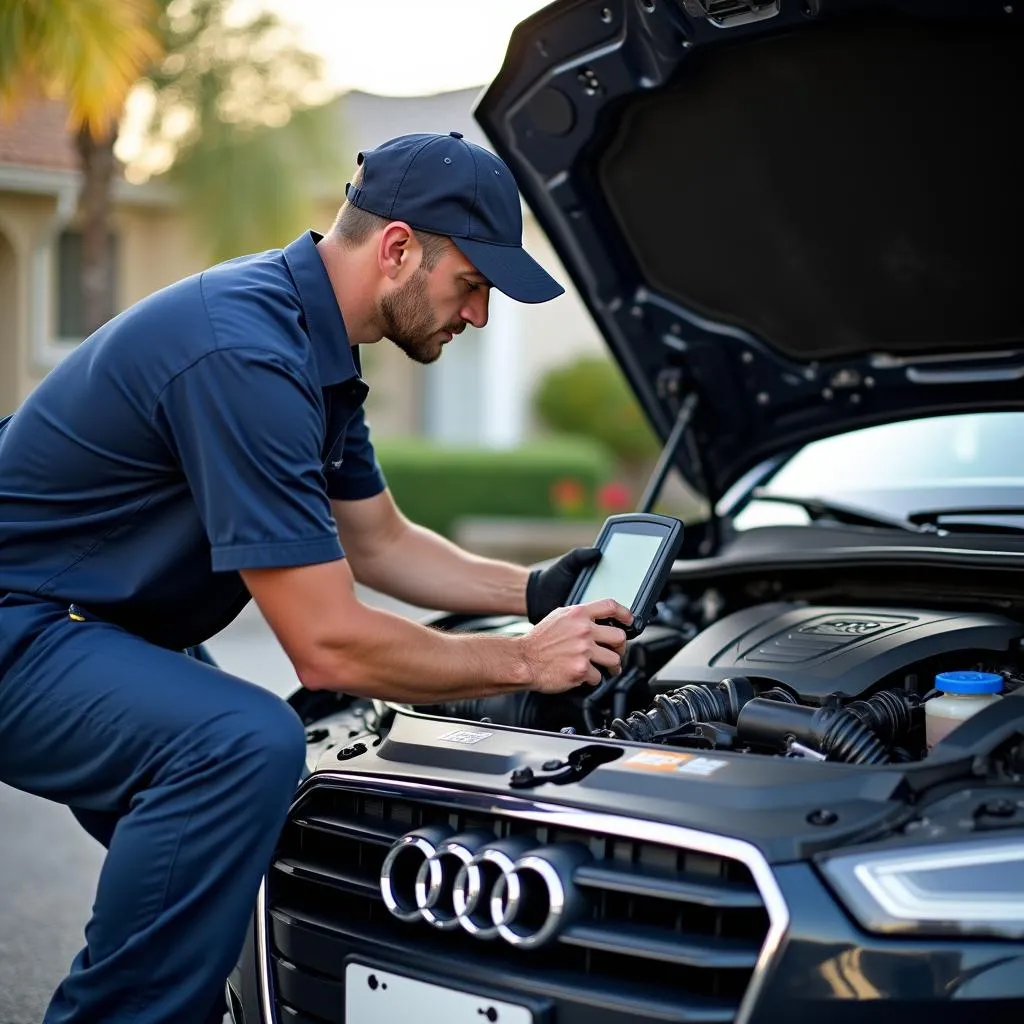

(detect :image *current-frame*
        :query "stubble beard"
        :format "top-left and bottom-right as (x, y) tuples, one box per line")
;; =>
(381, 270), (450, 365)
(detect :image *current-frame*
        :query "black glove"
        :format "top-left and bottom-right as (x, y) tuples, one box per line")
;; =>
(525, 547), (602, 624)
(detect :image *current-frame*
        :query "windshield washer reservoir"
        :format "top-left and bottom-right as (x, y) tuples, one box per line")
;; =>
(925, 671), (1004, 750)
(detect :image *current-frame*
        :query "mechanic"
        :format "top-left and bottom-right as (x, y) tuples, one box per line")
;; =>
(0, 132), (632, 1024)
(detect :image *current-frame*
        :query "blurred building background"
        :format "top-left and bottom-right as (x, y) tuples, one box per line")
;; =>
(0, 88), (605, 447)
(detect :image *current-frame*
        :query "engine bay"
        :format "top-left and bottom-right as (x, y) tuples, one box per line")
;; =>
(418, 590), (1024, 767)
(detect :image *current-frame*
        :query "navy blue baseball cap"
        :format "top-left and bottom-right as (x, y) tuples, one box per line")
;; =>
(344, 131), (565, 304)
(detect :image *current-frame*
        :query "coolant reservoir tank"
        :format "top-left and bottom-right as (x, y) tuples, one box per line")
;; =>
(925, 671), (1003, 750)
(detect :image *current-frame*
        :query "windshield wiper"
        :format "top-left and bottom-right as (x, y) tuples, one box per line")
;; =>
(908, 506), (1024, 534)
(749, 490), (930, 533)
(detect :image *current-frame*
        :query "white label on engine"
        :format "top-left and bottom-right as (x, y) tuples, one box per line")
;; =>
(438, 728), (494, 745)
(675, 756), (729, 776)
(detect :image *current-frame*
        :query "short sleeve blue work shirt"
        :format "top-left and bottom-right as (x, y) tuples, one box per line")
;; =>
(0, 231), (386, 650)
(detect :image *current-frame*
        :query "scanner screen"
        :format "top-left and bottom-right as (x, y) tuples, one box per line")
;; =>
(578, 531), (665, 609)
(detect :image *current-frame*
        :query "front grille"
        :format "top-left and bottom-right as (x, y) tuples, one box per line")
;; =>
(262, 777), (779, 1024)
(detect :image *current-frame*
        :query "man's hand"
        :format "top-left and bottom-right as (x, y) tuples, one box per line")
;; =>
(517, 598), (632, 693)
(525, 547), (602, 624)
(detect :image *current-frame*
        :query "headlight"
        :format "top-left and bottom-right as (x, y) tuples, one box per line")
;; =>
(820, 836), (1024, 940)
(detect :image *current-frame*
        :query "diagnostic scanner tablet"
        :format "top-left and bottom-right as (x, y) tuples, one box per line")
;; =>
(566, 513), (684, 639)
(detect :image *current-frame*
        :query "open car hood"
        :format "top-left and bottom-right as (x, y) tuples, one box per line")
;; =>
(474, 0), (1024, 502)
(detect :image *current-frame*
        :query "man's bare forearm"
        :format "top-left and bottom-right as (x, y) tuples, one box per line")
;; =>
(298, 602), (537, 702)
(348, 519), (530, 615)
(242, 560), (630, 704)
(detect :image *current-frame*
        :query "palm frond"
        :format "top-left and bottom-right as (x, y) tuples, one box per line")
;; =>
(0, 0), (162, 136)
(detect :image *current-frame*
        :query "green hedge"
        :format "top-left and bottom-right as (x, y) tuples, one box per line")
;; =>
(373, 437), (614, 537)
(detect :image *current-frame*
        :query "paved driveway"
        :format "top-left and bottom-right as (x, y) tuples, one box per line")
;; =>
(0, 590), (424, 1023)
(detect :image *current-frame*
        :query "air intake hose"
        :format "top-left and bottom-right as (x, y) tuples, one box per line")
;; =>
(597, 677), (755, 742)
(736, 698), (890, 765)
(846, 689), (919, 745)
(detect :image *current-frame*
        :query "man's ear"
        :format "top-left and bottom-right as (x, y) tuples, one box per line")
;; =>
(378, 222), (416, 281)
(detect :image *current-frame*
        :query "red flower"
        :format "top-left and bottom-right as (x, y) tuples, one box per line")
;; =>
(596, 480), (632, 513)
(549, 477), (587, 514)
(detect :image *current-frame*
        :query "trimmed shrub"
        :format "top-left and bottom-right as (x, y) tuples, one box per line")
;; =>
(533, 356), (660, 464)
(373, 437), (614, 537)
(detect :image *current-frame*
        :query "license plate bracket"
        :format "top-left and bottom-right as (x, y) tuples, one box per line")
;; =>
(344, 961), (541, 1024)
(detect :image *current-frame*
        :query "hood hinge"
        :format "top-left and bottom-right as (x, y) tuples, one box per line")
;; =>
(681, 0), (782, 29)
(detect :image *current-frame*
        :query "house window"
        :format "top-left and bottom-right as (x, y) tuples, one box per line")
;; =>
(423, 325), (484, 444)
(56, 229), (118, 339)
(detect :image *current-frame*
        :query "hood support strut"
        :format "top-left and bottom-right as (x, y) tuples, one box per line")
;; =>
(638, 390), (704, 519)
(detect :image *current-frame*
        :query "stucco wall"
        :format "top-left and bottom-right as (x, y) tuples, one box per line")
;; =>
(113, 204), (208, 316)
(0, 192), (62, 408)
(0, 223), (18, 415)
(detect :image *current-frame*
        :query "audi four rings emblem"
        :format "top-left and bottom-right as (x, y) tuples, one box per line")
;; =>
(379, 826), (587, 949)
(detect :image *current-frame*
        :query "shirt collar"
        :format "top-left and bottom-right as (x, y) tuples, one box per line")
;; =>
(283, 230), (359, 387)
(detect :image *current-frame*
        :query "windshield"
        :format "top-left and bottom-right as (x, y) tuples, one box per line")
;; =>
(730, 412), (1024, 531)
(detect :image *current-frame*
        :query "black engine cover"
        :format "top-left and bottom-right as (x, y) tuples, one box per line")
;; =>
(650, 603), (1023, 701)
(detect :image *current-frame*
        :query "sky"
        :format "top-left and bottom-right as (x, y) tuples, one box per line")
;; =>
(255, 0), (552, 97)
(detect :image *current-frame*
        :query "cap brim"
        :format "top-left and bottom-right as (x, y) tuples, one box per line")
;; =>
(453, 237), (565, 304)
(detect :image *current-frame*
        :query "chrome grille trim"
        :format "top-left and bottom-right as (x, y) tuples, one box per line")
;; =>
(256, 770), (790, 1024)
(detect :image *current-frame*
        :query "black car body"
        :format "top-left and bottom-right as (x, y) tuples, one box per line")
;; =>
(228, 2), (1024, 1022)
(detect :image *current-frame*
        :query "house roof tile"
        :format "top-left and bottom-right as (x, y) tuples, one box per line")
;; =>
(0, 99), (79, 172)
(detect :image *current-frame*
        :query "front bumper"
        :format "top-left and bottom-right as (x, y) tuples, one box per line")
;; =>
(228, 769), (1024, 1024)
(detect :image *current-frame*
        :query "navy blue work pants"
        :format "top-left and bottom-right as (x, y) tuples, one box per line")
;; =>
(0, 598), (307, 1023)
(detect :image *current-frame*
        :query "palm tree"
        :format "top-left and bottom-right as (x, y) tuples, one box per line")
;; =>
(0, 0), (162, 332)
(1, 0), (335, 333)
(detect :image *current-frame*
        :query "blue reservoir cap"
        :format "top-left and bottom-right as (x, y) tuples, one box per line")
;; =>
(935, 670), (1003, 695)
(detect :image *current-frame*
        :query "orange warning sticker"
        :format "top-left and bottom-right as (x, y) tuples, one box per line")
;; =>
(623, 750), (728, 777)
(623, 750), (694, 772)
